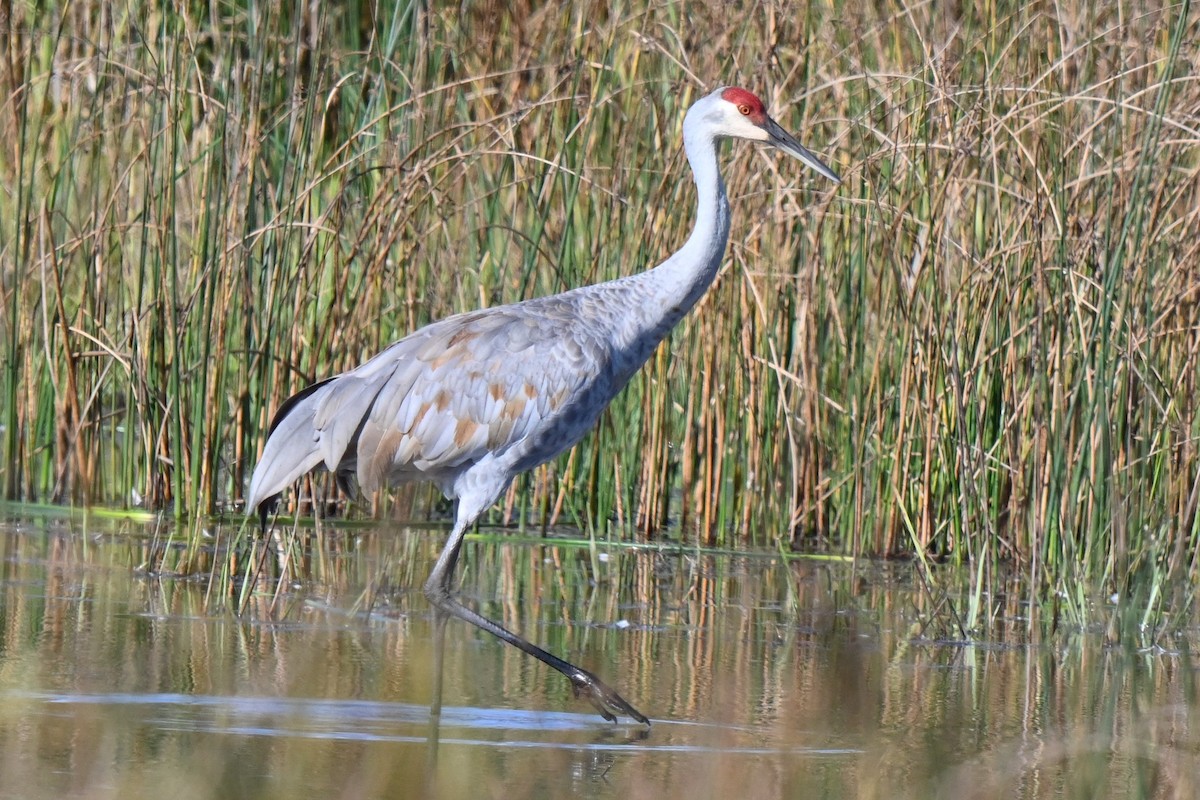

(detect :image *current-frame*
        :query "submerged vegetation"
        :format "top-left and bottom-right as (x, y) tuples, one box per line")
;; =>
(1, 1), (1198, 603)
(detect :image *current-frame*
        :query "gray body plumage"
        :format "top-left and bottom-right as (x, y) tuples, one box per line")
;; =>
(245, 86), (839, 726)
(245, 261), (725, 517)
(246, 192), (731, 521)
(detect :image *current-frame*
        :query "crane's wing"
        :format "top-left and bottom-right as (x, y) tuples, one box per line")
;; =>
(246, 301), (607, 515)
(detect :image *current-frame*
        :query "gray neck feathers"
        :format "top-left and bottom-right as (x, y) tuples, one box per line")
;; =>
(615, 127), (731, 355)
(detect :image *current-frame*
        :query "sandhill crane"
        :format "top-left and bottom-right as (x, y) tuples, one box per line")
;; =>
(246, 86), (840, 726)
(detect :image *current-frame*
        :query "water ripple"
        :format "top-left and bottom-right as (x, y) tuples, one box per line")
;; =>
(8, 690), (860, 755)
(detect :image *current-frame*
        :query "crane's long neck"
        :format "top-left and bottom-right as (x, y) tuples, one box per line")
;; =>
(653, 129), (730, 315)
(617, 127), (730, 354)
(567, 121), (731, 377)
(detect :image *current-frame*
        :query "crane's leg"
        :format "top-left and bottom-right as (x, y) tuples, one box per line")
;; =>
(424, 512), (650, 727)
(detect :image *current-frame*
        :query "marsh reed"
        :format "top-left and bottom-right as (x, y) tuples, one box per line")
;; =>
(2, 1), (1198, 601)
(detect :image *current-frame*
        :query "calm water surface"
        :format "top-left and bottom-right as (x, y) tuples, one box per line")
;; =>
(0, 512), (1196, 799)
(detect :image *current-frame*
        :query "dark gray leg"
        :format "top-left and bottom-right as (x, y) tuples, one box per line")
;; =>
(423, 517), (649, 726)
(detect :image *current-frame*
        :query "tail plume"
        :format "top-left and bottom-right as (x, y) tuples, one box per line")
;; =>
(246, 378), (336, 522)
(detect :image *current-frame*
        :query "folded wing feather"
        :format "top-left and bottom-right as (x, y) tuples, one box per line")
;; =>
(248, 302), (599, 512)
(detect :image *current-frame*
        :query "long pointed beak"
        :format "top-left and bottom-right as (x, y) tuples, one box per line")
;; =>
(765, 117), (841, 184)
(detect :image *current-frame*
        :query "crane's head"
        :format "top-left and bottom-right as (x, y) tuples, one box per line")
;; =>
(692, 86), (841, 184)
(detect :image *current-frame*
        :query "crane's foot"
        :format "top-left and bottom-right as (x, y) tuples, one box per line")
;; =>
(567, 666), (651, 727)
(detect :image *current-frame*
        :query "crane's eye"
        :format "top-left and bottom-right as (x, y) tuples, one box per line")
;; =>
(738, 104), (751, 116)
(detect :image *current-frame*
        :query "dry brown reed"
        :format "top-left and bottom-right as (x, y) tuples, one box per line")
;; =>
(1, 1), (1197, 598)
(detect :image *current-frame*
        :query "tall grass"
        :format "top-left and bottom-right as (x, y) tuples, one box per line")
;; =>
(1, 1), (1198, 593)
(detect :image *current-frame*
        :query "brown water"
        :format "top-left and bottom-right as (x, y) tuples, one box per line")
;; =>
(0, 513), (1196, 799)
